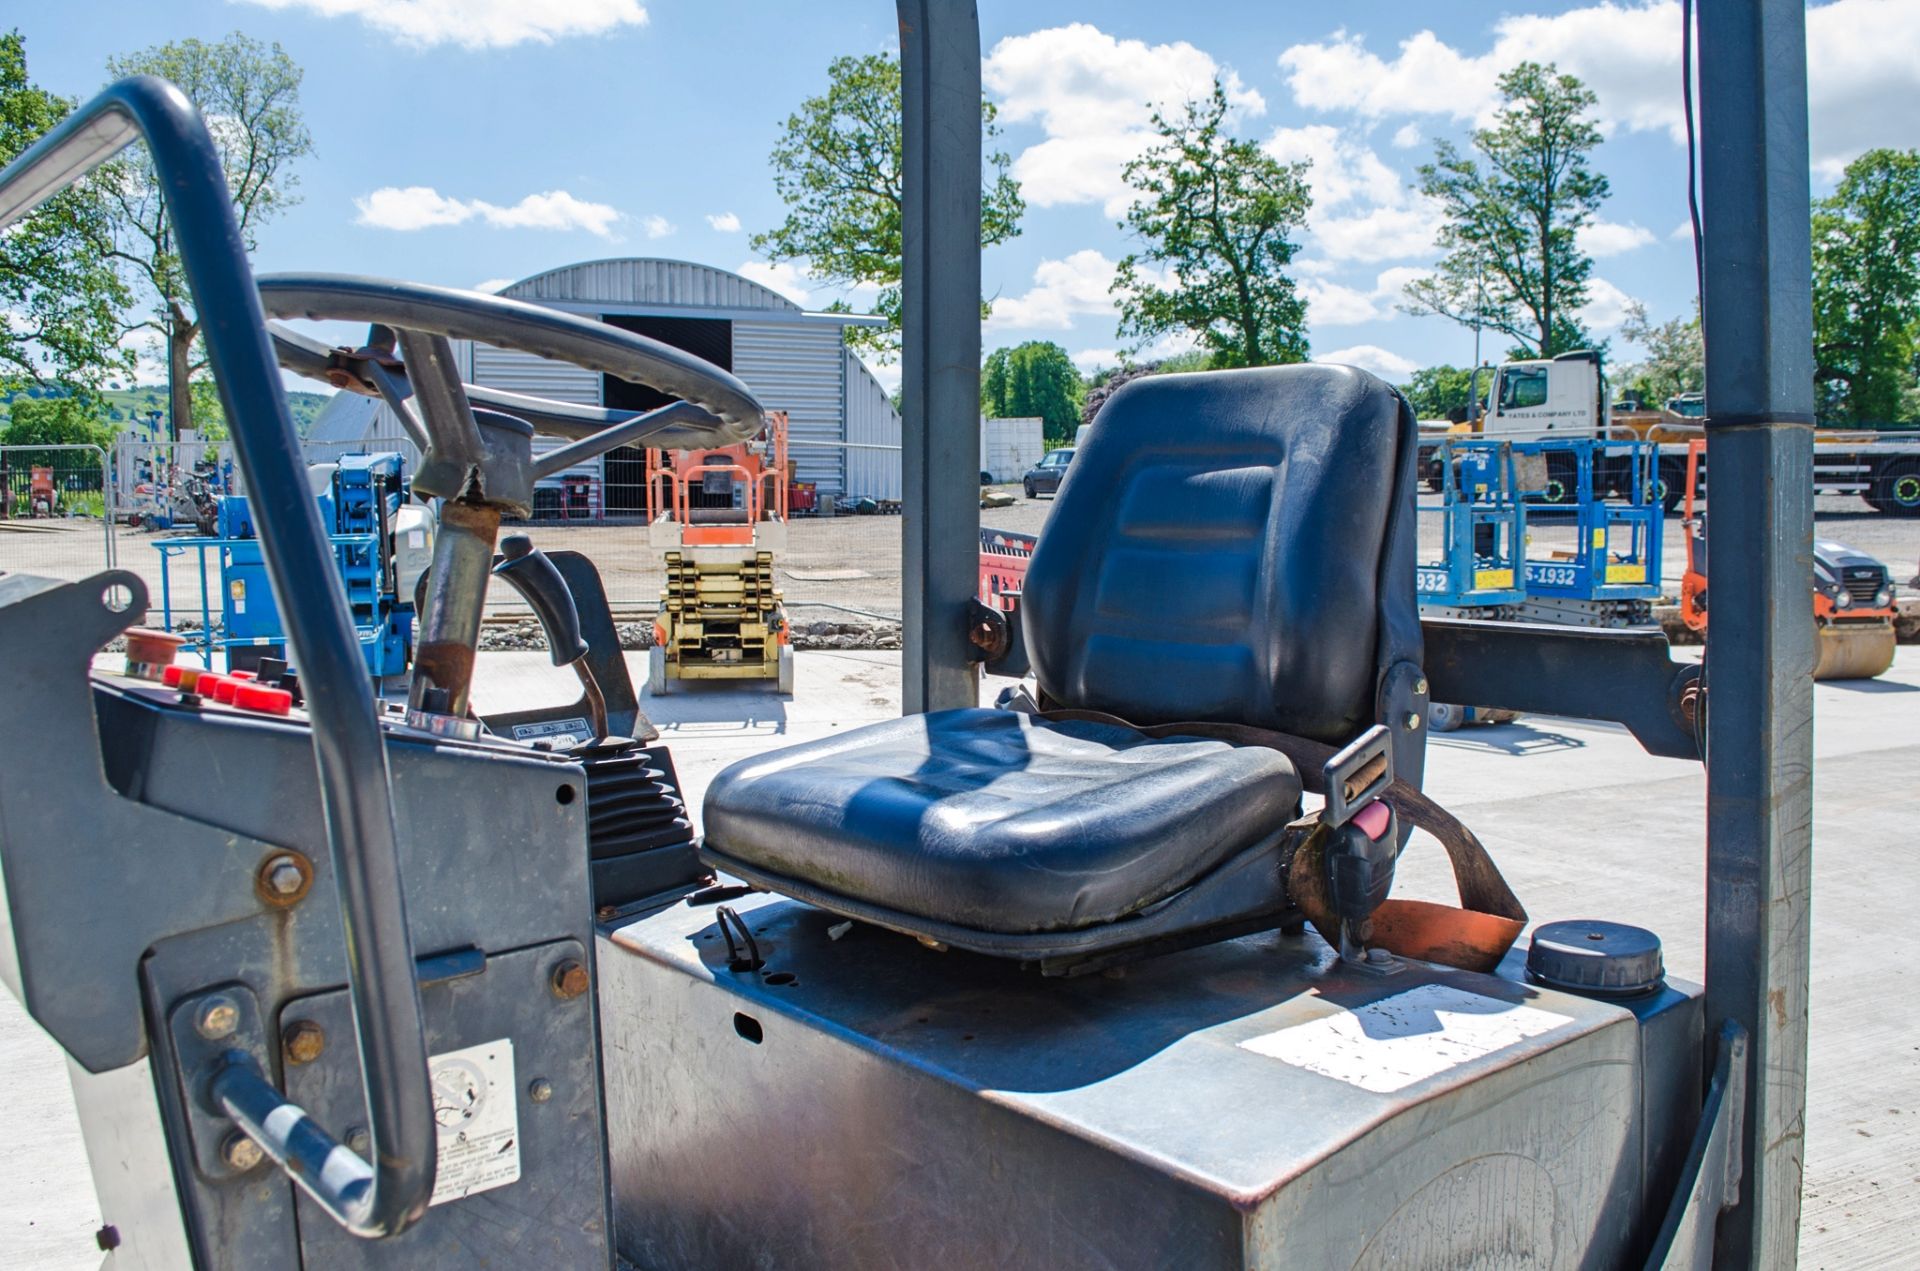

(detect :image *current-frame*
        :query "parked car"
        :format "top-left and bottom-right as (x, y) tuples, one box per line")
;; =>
(1022, 447), (1075, 499)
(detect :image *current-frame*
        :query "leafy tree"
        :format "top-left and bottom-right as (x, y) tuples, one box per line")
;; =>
(1401, 364), (1481, 422)
(982, 342), (1085, 444)
(0, 31), (131, 390)
(751, 52), (1023, 357)
(0, 395), (114, 478)
(1812, 148), (1920, 425)
(1113, 82), (1312, 368)
(1616, 301), (1704, 406)
(1403, 63), (1607, 359)
(99, 33), (311, 437)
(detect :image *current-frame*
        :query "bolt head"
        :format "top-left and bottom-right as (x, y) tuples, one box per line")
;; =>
(1414, 677), (1429, 696)
(221, 1132), (263, 1172)
(266, 858), (304, 896)
(1366, 947), (1393, 965)
(528, 1077), (554, 1104)
(1406, 711), (1423, 731)
(196, 996), (239, 1040)
(345, 1126), (370, 1155)
(550, 960), (590, 1000)
(283, 1020), (326, 1066)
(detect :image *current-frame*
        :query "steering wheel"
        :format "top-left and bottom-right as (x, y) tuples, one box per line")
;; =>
(257, 273), (763, 456)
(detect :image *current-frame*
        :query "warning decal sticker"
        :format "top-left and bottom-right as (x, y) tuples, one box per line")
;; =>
(1237, 984), (1572, 1094)
(427, 1038), (521, 1206)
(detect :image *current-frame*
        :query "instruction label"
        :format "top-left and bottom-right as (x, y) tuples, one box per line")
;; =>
(427, 1038), (521, 1206)
(1238, 985), (1571, 1094)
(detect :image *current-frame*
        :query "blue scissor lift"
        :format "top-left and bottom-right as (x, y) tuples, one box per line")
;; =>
(1417, 439), (1527, 729)
(1513, 439), (1664, 628)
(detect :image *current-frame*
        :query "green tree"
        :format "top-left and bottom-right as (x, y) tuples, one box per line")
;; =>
(1113, 81), (1312, 368)
(99, 33), (312, 437)
(1401, 364), (1480, 421)
(751, 52), (1023, 357)
(0, 31), (131, 390)
(1812, 148), (1920, 425)
(982, 341), (1085, 444)
(1403, 63), (1608, 358)
(0, 395), (114, 478)
(1616, 300), (1703, 405)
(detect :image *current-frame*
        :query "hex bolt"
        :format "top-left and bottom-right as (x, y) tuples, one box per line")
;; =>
(221, 1132), (264, 1172)
(1365, 947), (1393, 966)
(1414, 677), (1429, 696)
(264, 856), (305, 897)
(550, 959), (590, 1000)
(196, 996), (239, 1040)
(528, 1078), (554, 1104)
(1405, 712), (1423, 731)
(345, 1126), (370, 1155)
(282, 1020), (326, 1066)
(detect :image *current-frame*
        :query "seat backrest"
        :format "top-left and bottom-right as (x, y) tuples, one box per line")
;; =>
(1021, 364), (1422, 753)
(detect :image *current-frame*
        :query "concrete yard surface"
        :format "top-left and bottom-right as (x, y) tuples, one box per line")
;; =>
(4, 647), (1918, 1267)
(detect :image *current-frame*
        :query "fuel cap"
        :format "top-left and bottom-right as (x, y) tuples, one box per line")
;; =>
(1525, 920), (1664, 998)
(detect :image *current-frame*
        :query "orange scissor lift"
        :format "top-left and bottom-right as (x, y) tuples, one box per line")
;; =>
(645, 409), (793, 695)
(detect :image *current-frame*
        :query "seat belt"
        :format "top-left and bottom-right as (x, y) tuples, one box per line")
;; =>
(1038, 707), (1527, 972)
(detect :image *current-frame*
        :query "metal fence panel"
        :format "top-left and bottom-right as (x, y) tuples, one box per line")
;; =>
(0, 443), (116, 581)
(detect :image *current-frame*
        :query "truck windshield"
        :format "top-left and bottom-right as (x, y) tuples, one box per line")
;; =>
(1499, 367), (1548, 410)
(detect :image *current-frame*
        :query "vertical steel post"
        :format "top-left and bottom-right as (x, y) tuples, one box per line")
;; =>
(1697, 2), (1816, 1265)
(896, 0), (982, 713)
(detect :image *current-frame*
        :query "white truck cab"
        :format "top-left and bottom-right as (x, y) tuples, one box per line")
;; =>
(1480, 350), (1606, 438)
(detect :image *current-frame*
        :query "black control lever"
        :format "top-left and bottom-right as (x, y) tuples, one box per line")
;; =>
(490, 535), (607, 739)
(492, 535), (589, 666)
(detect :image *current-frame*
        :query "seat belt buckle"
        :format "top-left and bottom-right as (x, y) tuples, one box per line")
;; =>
(1319, 724), (1393, 830)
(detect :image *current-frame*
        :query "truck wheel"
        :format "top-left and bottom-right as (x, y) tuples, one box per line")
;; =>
(648, 645), (671, 695)
(1876, 459), (1920, 516)
(1541, 454), (1579, 505)
(777, 645), (795, 696)
(1656, 459), (1687, 515)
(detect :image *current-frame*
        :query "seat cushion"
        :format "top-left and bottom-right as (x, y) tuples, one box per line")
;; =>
(700, 708), (1303, 934)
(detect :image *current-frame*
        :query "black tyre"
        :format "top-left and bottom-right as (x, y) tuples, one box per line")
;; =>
(1540, 453), (1579, 505)
(1024, 480), (1036, 500)
(1656, 458), (1688, 515)
(1874, 459), (1920, 517)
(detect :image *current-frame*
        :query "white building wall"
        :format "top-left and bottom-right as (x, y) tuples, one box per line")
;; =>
(733, 321), (846, 494)
(844, 349), (902, 500)
(981, 417), (1044, 482)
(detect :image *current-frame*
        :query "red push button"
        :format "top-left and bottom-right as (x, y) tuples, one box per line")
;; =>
(210, 676), (243, 704)
(233, 682), (293, 716)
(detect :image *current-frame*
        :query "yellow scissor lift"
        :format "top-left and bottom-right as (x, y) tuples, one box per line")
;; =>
(645, 410), (793, 695)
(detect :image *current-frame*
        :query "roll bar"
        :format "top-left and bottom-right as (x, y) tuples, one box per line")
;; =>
(0, 77), (435, 1236)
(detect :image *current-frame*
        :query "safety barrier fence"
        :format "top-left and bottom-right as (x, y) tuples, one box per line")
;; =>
(0, 444), (116, 583)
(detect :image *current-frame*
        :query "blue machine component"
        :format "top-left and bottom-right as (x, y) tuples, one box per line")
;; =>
(1514, 439), (1664, 627)
(1416, 438), (1527, 617)
(156, 453), (415, 678)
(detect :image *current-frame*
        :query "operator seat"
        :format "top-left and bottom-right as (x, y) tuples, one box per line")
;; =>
(699, 365), (1429, 963)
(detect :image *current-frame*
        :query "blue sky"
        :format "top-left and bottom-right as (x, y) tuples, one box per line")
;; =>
(15, 1), (1920, 391)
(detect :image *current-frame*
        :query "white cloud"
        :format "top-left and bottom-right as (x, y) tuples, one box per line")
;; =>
(1578, 277), (1639, 330)
(353, 186), (622, 237)
(1301, 265), (1431, 326)
(736, 260), (814, 307)
(1276, 1), (1920, 176)
(640, 214), (675, 239)
(473, 277), (515, 294)
(1070, 348), (1121, 373)
(1317, 344), (1420, 380)
(1262, 126), (1440, 263)
(352, 185), (471, 230)
(1669, 219), (1695, 241)
(1392, 123), (1422, 149)
(1577, 219), (1657, 257)
(235, 0), (647, 50)
(987, 250), (1122, 331)
(706, 212), (742, 232)
(984, 24), (1265, 215)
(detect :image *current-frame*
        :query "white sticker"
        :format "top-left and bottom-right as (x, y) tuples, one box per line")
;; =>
(408, 530), (426, 549)
(1238, 985), (1572, 1094)
(427, 1038), (521, 1207)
